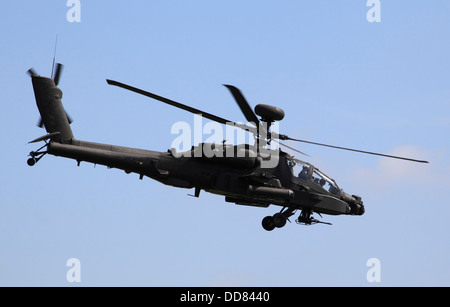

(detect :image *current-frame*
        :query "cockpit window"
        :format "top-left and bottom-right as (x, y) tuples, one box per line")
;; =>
(288, 157), (341, 196)
(311, 169), (340, 196)
(288, 158), (310, 181)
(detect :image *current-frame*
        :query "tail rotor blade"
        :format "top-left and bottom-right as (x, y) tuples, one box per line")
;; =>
(65, 110), (73, 124)
(53, 63), (63, 85)
(37, 117), (44, 128)
(27, 68), (38, 77)
(36, 112), (72, 129)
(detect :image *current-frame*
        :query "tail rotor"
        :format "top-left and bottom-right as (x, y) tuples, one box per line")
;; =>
(27, 62), (73, 129)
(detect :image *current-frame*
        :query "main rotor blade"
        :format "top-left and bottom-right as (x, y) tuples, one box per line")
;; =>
(223, 85), (260, 125)
(106, 79), (256, 134)
(272, 139), (309, 157)
(285, 137), (429, 164)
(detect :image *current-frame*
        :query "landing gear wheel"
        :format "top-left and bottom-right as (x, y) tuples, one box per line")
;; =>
(27, 158), (36, 166)
(273, 213), (287, 228)
(262, 216), (275, 231)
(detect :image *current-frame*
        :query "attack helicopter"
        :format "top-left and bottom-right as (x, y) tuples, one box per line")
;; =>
(27, 63), (429, 231)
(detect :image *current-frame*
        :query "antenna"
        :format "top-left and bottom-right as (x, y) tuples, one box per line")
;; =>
(51, 35), (58, 78)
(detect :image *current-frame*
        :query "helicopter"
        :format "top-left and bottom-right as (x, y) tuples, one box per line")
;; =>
(26, 63), (429, 231)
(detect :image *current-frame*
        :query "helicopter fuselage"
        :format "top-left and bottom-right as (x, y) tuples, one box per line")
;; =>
(46, 139), (363, 218)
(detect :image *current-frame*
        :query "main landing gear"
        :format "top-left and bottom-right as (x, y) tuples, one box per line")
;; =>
(261, 207), (295, 231)
(262, 209), (332, 231)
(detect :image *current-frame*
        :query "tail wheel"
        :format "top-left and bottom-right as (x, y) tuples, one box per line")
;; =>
(27, 141), (49, 167)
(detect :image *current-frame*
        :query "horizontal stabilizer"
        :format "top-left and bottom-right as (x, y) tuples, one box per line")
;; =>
(29, 132), (61, 144)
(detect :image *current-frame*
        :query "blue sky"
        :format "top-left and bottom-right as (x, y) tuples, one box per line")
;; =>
(1, 1), (449, 286)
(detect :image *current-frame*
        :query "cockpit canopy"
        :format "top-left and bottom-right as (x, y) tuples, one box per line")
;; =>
(288, 157), (341, 196)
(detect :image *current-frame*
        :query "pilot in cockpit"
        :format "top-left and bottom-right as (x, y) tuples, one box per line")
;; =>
(298, 166), (309, 181)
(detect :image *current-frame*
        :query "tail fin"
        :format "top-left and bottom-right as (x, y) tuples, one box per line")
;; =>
(30, 73), (74, 143)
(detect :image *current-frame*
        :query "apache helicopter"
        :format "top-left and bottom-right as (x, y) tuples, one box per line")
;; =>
(27, 63), (429, 231)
